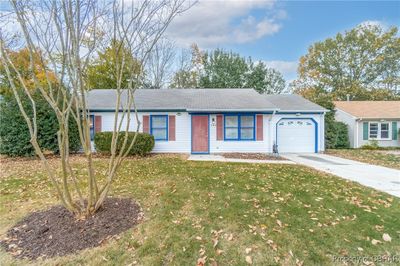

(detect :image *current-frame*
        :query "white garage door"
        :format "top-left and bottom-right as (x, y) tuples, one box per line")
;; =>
(277, 119), (316, 153)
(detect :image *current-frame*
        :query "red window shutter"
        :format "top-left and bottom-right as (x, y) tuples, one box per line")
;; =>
(143, 115), (150, 133)
(169, 115), (176, 141)
(94, 115), (102, 132)
(256, 114), (263, 141)
(216, 114), (223, 140)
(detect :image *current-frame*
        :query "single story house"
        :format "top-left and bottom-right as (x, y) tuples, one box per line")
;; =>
(87, 89), (327, 154)
(334, 101), (400, 148)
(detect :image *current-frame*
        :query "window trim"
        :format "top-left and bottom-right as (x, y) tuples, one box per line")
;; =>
(223, 114), (255, 141)
(368, 121), (391, 140)
(150, 115), (168, 141)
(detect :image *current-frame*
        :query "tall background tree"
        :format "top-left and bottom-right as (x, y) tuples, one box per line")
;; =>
(170, 44), (202, 88)
(0, 48), (58, 95)
(246, 61), (286, 94)
(291, 24), (400, 149)
(144, 38), (176, 89)
(199, 49), (249, 88)
(199, 49), (286, 93)
(170, 46), (286, 93)
(86, 40), (142, 90)
(292, 24), (400, 100)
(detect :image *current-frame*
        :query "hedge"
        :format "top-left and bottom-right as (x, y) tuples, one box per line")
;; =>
(325, 120), (350, 149)
(94, 131), (154, 156)
(0, 92), (80, 157)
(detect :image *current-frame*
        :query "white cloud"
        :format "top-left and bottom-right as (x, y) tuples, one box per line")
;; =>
(167, 0), (284, 48)
(265, 60), (297, 74)
(233, 16), (281, 43)
(264, 60), (298, 80)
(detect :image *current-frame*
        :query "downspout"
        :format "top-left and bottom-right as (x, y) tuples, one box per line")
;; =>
(270, 110), (277, 154)
(354, 118), (362, 148)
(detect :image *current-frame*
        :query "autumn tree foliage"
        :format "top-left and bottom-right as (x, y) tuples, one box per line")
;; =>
(86, 40), (142, 90)
(290, 24), (400, 149)
(0, 48), (58, 95)
(292, 24), (400, 100)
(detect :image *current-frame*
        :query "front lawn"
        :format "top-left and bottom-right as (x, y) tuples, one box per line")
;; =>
(326, 149), (400, 170)
(1, 155), (399, 265)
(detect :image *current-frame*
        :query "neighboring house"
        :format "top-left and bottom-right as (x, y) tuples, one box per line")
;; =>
(334, 101), (400, 148)
(87, 89), (327, 154)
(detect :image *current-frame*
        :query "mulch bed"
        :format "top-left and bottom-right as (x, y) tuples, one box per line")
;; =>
(222, 153), (286, 161)
(0, 198), (142, 260)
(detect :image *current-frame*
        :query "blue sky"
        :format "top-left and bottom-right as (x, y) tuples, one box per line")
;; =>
(167, 0), (400, 82)
(1, 0), (399, 82)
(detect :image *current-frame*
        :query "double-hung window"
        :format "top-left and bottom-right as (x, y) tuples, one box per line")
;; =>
(380, 122), (390, 139)
(224, 114), (255, 140)
(369, 122), (378, 139)
(369, 122), (390, 140)
(151, 115), (168, 141)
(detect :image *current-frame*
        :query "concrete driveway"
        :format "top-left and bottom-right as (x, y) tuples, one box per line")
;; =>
(282, 153), (400, 198)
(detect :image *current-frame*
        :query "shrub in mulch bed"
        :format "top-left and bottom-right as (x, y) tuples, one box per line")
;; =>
(0, 198), (142, 260)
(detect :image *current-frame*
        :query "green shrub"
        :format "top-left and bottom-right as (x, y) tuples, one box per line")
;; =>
(326, 119), (350, 149)
(94, 131), (154, 156)
(361, 140), (380, 150)
(0, 92), (80, 157)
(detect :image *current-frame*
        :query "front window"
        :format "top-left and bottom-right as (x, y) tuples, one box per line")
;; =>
(224, 114), (255, 140)
(369, 122), (378, 139)
(151, 115), (168, 141)
(369, 122), (391, 140)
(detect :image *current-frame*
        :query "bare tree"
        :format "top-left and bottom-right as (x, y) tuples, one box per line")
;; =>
(169, 44), (201, 88)
(145, 38), (176, 89)
(0, 0), (192, 217)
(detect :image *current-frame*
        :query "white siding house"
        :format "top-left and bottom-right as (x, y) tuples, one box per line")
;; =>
(334, 101), (400, 148)
(88, 89), (327, 154)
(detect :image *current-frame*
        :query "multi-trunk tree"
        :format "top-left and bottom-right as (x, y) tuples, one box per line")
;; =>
(0, 0), (190, 217)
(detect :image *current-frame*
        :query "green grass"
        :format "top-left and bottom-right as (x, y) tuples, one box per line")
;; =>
(326, 149), (400, 170)
(0, 155), (399, 265)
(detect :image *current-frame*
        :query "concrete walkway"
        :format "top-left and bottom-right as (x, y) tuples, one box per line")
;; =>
(188, 154), (295, 164)
(282, 153), (400, 198)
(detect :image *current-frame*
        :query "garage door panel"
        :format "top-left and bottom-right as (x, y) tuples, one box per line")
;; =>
(277, 119), (316, 153)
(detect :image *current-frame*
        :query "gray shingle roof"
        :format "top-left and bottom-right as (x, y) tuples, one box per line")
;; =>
(264, 94), (328, 112)
(86, 89), (326, 112)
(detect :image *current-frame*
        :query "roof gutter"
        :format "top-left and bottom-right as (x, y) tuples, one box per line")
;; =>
(186, 109), (279, 113)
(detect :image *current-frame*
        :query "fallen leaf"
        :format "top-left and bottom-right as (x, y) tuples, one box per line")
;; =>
(296, 258), (304, 266)
(245, 247), (252, 254)
(197, 256), (207, 266)
(213, 239), (219, 248)
(196, 236), (202, 241)
(357, 247), (364, 251)
(245, 256), (252, 264)
(382, 233), (391, 242)
(199, 247), (206, 256)
(371, 239), (381, 245)
(276, 220), (283, 227)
